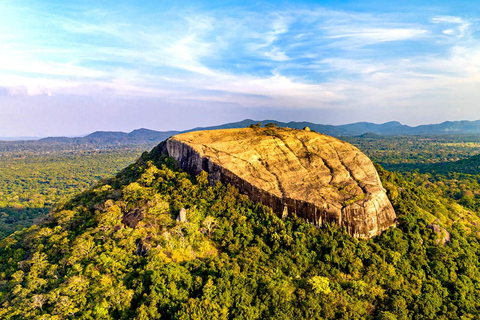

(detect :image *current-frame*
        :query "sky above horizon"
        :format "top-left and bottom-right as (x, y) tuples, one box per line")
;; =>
(1, 0), (480, 136)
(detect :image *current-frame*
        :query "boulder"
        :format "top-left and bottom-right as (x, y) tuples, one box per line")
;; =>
(135, 239), (149, 256)
(122, 207), (145, 228)
(176, 208), (187, 223)
(161, 127), (396, 238)
(426, 224), (451, 245)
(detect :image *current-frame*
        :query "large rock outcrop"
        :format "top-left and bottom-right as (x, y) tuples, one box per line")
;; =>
(160, 127), (396, 238)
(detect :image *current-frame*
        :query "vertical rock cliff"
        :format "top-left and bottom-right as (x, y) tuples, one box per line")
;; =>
(160, 127), (396, 238)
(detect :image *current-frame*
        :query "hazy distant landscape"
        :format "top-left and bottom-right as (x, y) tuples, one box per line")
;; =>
(5, 118), (480, 148)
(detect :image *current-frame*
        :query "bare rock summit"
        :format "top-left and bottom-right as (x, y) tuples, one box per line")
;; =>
(161, 127), (396, 238)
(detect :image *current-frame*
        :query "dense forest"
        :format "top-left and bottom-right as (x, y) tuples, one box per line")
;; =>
(343, 134), (480, 165)
(0, 149), (143, 238)
(1, 130), (480, 318)
(1, 141), (480, 319)
(344, 134), (480, 225)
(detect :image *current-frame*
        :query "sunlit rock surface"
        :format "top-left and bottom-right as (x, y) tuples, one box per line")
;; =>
(161, 127), (396, 238)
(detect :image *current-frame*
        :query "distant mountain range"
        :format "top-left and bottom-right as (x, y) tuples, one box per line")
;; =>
(4, 119), (480, 146)
(38, 128), (178, 146)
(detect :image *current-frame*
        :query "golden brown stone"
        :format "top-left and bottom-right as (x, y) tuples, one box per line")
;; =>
(162, 127), (396, 238)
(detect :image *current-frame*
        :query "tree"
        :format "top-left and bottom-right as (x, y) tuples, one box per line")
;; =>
(308, 276), (331, 294)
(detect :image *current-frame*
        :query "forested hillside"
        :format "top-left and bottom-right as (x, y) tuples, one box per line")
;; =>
(0, 149), (143, 238)
(344, 134), (480, 224)
(1, 146), (479, 319)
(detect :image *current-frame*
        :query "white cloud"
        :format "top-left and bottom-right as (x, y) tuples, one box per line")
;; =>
(326, 27), (428, 43)
(0, 51), (105, 79)
(264, 48), (290, 61)
(1, 2), (480, 127)
(317, 58), (386, 75)
(432, 15), (471, 38)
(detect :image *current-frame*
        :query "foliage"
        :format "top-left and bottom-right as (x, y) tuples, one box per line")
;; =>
(343, 134), (480, 165)
(1, 149), (480, 319)
(308, 276), (331, 294)
(0, 149), (142, 238)
(265, 123), (278, 129)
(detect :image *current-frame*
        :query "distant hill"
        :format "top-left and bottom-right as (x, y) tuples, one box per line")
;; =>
(406, 120), (480, 135)
(3, 119), (480, 151)
(83, 131), (128, 141)
(39, 128), (177, 145)
(190, 119), (480, 136)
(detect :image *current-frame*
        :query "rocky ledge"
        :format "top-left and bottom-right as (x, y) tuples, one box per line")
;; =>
(160, 127), (396, 238)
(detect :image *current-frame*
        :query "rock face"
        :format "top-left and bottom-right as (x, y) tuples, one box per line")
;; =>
(122, 207), (145, 228)
(426, 224), (451, 245)
(160, 127), (396, 238)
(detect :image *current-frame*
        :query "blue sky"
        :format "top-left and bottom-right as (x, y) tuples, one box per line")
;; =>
(1, 0), (480, 136)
